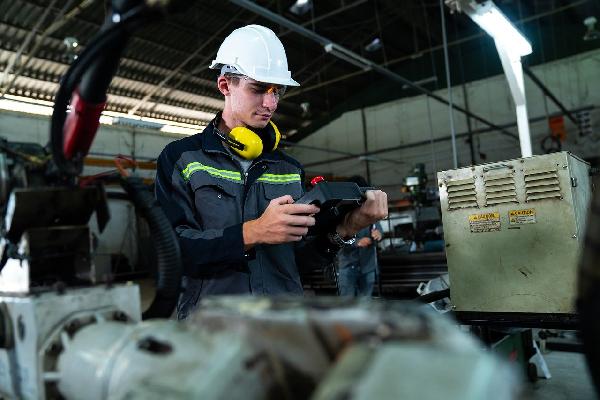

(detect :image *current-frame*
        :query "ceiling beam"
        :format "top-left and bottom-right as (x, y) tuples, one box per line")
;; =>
(136, 4), (273, 118)
(228, 0), (518, 142)
(284, 0), (590, 100)
(0, 0), (61, 96)
(278, 0), (369, 38)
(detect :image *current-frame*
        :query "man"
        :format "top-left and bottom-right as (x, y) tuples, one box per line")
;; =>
(337, 176), (384, 297)
(155, 25), (387, 319)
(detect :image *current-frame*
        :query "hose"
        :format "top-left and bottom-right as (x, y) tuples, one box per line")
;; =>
(119, 177), (181, 319)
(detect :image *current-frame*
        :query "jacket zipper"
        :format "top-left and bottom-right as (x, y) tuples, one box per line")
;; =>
(242, 170), (249, 221)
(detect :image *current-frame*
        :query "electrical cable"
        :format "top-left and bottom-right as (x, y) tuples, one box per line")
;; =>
(439, 0), (458, 168)
(421, 0), (439, 176)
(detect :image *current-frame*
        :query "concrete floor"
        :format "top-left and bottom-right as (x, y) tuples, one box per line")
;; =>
(522, 351), (597, 400)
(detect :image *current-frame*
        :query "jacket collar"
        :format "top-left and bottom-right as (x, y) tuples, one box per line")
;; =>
(200, 122), (229, 155)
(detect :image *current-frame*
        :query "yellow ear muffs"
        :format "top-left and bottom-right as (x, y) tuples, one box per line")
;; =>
(228, 127), (263, 160)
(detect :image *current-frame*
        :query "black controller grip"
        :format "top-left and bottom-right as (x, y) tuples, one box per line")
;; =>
(296, 182), (372, 235)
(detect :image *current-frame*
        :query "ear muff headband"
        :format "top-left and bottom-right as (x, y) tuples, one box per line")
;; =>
(268, 120), (281, 152)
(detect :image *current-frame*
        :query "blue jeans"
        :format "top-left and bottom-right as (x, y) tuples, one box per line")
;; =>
(338, 265), (376, 297)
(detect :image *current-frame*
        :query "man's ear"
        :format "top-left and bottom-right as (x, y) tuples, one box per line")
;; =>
(217, 76), (230, 96)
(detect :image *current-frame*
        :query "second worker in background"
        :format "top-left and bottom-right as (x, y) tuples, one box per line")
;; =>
(337, 176), (384, 297)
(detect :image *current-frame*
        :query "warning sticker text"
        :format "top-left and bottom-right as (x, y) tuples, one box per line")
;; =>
(468, 212), (501, 233)
(509, 209), (536, 225)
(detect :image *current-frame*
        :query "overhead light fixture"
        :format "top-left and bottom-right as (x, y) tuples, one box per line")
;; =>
(467, 3), (531, 56)
(364, 37), (382, 52)
(358, 155), (379, 162)
(160, 125), (200, 136)
(0, 96), (54, 116)
(112, 116), (163, 130)
(324, 43), (371, 71)
(583, 16), (600, 41)
(289, 0), (312, 16)
(63, 37), (79, 61)
(0, 94), (203, 136)
(447, 0), (533, 157)
(63, 36), (79, 49)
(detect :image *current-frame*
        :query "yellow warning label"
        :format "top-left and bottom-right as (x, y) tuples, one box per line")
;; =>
(468, 212), (500, 222)
(509, 208), (536, 224)
(468, 212), (501, 233)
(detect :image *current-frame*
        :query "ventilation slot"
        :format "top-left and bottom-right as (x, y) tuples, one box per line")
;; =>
(447, 178), (477, 210)
(484, 174), (518, 206)
(524, 168), (561, 201)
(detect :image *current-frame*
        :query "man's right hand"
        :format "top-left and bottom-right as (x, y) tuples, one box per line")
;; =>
(243, 195), (320, 249)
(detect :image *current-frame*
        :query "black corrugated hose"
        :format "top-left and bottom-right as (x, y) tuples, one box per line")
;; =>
(120, 177), (181, 319)
(578, 181), (600, 395)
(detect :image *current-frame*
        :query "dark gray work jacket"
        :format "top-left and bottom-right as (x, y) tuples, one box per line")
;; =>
(155, 123), (336, 319)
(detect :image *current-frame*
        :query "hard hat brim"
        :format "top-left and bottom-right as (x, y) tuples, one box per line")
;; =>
(210, 61), (300, 87)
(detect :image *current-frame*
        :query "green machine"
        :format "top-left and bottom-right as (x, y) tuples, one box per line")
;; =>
(438, 152), (591, 318)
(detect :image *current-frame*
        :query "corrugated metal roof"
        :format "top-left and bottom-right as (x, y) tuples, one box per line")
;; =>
(0, 0), (597, 139)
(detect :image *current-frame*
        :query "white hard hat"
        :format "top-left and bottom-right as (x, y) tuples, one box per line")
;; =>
(210, 25), (300, 87)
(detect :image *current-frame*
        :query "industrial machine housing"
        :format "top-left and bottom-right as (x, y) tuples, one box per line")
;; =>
(438, 151), (591, 314)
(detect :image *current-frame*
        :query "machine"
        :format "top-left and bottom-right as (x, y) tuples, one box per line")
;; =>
(381, 164), (444, 254)
(438, 152), (590, 320)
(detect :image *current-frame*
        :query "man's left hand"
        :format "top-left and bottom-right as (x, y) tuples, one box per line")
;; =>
(336, 190), (388, 238)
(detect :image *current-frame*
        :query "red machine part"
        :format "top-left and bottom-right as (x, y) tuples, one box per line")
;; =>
(63, 90), (106, 159)
(310, 176), (325, 186)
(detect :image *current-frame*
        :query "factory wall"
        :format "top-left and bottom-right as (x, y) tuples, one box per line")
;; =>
(288, 48), (600, 200)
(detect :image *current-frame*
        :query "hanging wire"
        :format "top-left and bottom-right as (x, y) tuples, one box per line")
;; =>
(425, 97), (438, 174)
(439, 0), (459, 168)
(535, 0), (547, 64)
(421, 0), (439, 174)
(373, 0), (388, 64)
(452, 16), (476, 165)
